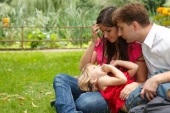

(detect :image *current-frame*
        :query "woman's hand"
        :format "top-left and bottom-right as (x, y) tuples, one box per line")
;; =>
(110, 60), (120, 66)
(91, 24), (100, 43)
(120, 82), (139, 100)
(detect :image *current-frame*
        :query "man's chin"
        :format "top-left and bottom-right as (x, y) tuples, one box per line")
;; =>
(126, 40), (135, 43)
(126, 40), (131, 43)
(122, 37), (135, 43)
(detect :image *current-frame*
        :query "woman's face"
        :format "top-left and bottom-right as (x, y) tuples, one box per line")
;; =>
(99, 23), (118, 43)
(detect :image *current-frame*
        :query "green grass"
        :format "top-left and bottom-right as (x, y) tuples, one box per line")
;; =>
(0, 50), (84, 113)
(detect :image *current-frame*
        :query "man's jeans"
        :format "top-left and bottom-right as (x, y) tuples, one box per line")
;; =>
(53, 74), (110, 113)
(126, 69), (170, 110)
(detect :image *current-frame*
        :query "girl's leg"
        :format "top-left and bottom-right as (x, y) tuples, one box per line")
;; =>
(157, 83), (170, 100)
(154, 69), (170, 100)
(53, 74), (83, 113)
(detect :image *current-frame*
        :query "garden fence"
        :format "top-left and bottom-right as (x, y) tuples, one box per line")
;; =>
(0, 26), (91, 50)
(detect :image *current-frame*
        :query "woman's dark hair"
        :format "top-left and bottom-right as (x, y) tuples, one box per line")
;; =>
(96, 7), (129, 64)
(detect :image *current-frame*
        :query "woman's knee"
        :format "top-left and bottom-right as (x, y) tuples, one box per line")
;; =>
(54, 73), (69, 81)
(53, 74), (69, 88)
(53, 74), (77, 89)
(75, 92), (109, 113)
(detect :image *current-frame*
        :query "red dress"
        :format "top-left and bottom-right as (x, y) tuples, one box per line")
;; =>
(99, 72), (134, 113)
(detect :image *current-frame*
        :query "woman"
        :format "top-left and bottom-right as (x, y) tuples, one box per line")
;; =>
(53, 6), (147, 113)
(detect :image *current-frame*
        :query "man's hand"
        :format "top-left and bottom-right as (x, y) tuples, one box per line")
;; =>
(140, 76), (159, 101)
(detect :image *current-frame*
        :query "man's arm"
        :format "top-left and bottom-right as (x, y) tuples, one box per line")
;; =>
(141, 71), (170, 101)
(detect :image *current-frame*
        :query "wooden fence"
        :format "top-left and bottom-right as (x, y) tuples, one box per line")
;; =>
(0, 26), (91, 50)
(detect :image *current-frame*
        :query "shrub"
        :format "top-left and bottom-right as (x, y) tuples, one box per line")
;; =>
(154, 7), (170, 27)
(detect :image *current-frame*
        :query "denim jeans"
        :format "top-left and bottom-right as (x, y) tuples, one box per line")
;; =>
(53, 74), (110, 113)
(126, 69), (170, 110)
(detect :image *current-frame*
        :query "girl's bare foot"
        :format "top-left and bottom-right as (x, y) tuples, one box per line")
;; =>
(167, 89), (170, 99)
(120, 105), (128, 112)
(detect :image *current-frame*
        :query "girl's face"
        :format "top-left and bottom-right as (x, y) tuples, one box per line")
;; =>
(88, 65), (106, 79)
(99, 23), (118, 43)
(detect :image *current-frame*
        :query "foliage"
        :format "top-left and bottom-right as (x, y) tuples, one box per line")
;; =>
(142, 0), (166, 15)
(0, 0), (167, 49)
(0, 51), (84, 113)
(27, 30), (46, 48)
(153, 0), (170, 27)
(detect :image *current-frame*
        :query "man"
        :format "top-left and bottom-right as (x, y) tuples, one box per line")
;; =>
(112, 2), (170, 113)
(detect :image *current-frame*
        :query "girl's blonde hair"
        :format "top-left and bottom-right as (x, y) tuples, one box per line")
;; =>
(78, 63), (98, 92)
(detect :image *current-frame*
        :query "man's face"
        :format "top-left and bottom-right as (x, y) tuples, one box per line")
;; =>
(117, 21), (137, 43)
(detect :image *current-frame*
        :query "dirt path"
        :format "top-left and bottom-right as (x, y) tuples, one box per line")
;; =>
(0, 48), (86, 52)
(39, 48), (86, 52)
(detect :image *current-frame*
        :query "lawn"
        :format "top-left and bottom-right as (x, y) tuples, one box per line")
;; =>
(0, 50), (84, 113)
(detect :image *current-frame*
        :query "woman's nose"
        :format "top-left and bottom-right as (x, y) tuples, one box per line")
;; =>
(103, 33), (108, 38)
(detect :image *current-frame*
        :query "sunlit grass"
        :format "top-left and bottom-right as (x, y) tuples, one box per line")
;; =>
(0, 50), (84, 113)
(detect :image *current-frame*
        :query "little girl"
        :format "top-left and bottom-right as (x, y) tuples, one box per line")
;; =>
(78, 60), (138, 113)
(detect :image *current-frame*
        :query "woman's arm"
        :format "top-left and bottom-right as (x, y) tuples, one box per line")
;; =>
(79, 24), (99, 70)
(79, 43), (96, 70)
(120, 55), (148, 100)
(135, 55), (148, 84)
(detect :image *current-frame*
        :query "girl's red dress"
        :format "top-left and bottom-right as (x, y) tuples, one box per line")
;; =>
(99, 72), (134, 113)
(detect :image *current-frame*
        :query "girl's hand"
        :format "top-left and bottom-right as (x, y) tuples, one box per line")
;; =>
(120, 82), (139, 100)
(101, 64), (112, 73)
(91, 24), (100, 43)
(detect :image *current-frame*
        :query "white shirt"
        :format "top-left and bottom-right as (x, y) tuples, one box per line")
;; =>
(142, 23), (170, 78)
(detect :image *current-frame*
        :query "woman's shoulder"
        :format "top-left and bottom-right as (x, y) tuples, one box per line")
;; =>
(94, 39), (104, 51)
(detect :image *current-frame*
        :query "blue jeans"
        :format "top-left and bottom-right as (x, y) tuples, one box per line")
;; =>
(53, 74), (110, 113)
(126, 69), (170, 110)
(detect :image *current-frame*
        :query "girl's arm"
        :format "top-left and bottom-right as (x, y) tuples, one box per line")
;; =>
(98, 64), (127, 90)
(111, 60), (138, 78)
